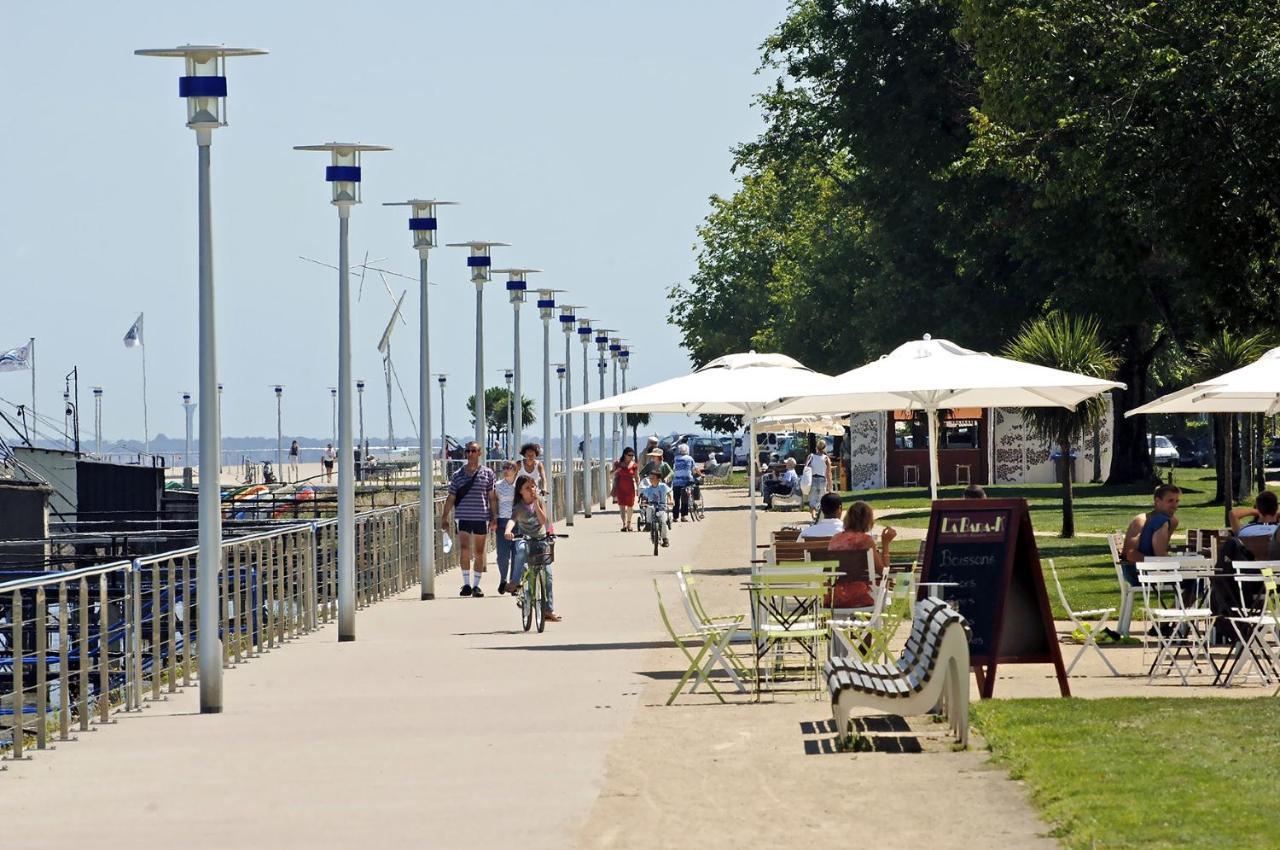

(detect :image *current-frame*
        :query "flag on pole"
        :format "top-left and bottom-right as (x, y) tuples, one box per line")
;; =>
(123, 314), (144, 348)
(0, 341), (31, 372)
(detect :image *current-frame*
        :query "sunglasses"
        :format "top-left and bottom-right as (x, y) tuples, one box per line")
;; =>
(466, 447), (481, 454)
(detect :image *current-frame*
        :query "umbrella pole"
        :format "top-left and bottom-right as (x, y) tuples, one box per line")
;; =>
(749, 416), (758, 574)
(927, 407), (941, 501)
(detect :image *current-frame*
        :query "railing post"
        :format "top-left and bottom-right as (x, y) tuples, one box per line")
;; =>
(97, 573), (110, 724)
(36, 586), (47, 749)
(58, 582), (70, 740)
(178, 558), (191, 688)
(11, 589), (24, 758)
(78, 576), (89, 730)
(130, 561), (143, 711)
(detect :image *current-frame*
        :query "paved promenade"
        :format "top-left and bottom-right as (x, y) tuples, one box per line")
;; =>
(9, 490), (1058, 850)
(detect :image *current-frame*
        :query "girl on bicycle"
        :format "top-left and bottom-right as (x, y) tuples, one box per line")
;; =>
(505, 474), (562, 622)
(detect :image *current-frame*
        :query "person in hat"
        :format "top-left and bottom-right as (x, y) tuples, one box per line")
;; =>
(639, 446), (672, 485)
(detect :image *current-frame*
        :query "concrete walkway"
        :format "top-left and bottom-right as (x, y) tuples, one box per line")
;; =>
(8, 490), (1058, 849)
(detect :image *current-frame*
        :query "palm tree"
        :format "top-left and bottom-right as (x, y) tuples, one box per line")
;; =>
(1006, 313), (1119, 538)
(1193, 330), (1273, 522)
(466, 387), (535, 450)
(626, 412), (652, 451)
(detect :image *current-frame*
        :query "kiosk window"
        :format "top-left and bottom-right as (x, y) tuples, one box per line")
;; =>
(942, 421), (980, 450)
(894, 418), (928, 450)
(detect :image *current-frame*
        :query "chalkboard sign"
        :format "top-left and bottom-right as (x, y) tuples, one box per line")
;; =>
(919, 498), (1069, 698)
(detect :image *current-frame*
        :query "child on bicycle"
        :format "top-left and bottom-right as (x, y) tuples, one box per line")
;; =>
(640, 468), (673, 548)
(505, 474), (562, 622)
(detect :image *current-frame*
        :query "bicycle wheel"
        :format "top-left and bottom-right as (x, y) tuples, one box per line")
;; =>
(533, 570), (546, 633)
(652, 524), (659, 556)
(520, 576), (533, 632)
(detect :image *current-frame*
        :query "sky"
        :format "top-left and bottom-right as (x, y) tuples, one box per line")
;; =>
(0, 0), (789, 449)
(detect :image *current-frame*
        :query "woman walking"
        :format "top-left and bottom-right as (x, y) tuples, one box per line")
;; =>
(804, 438), (833, 519)
(506, 474), (561, 622)
(494, 461), (519, 594)
(612, 447), (639, 531)
(671, 443), (696, 522)
(289, 439), (301, 482)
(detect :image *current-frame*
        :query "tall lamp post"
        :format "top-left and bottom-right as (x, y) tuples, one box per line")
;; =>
(182, 392), (196, 474)
(329, 387), (337, 444)
(501, 369), (514, 454)
(594, 328), (615, 509)
(92, 387), (103, 457)
(619, 347), (631, 445)
(558, 306), (581, 525)
(577, 317), (595, 518)
(356, 379), (366, 465)
(609, 337), (623, 461)
(555, 363), (567, 523)
(446, 241), (508, 447)
(273, 385), (283, 476)
(493, 268), (540, 455)
(136, 43), (266, 713)
(536, 289), (563, 526)
(216, 382), (223, 473)
(385, 199), (456, 601)
(294, 142), (391, 643)
(435, 373), (447, 465)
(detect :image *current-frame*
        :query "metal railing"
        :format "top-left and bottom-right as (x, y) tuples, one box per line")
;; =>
(0, 497), (469, 762)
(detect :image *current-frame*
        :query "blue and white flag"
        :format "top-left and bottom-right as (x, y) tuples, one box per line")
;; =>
(123, 313), (144, 348)
(0, 341), (30, 372)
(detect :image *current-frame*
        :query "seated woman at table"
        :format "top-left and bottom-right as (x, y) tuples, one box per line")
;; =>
(1230, 490), (1280, 539)
(826, 501), (897, 609)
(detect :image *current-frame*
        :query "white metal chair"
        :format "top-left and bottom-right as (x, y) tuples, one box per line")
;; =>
(1106, 531), (1139, 637)
(1048, 558), (1118, 676)
(1137, 560), (1215, 685)
(1222, 563), (1280, 686)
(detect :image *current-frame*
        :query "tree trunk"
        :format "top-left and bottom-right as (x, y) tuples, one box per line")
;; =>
(1223, 413), (1235, 525)
(1255, 413), (1266, 493)
(1059, 440), (1075, 538)
(1213, 415), (1225, 503)
(1106, 343), (1156, 484)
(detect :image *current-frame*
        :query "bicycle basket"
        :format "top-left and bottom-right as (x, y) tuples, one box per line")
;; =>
(526, 537), (554, 566)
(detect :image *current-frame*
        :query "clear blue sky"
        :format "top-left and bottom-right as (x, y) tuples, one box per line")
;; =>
(1, 0), (787, 449)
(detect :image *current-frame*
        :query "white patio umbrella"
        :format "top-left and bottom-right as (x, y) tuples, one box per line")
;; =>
(754, 414), (848, 436)
(563, 352), (840, 563)
(764, 335), (1125, 500)
(1126, 345), (1280, 520)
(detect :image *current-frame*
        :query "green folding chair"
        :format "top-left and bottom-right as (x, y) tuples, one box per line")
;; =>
(654, 579), (744, 705)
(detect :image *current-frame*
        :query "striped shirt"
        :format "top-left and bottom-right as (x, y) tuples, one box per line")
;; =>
(449, 465), (497, 522)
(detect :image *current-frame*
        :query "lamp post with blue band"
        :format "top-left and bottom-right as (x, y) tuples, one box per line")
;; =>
(446, 241), (509, 447)
(577, 318), (596, 518)
(136, 44), (266, 713)
(493, 268), (541, 458)
(559, 307), (582, 525)
(435, 374), (447, 470)
(536, 289), (564, 527)
(609, 337), (624, 463)
(619, 348), (631, 443)
(594, 329), (615, 510)
(501, 369), (515, 454)
(294, 142), (391, 643)
(555, 362), (568, 522)
(385, 200), (457, 601)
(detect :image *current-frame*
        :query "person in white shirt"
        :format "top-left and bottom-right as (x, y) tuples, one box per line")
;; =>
(804, 438), (833, 518)
(800, 492), (845, 539)
(1231, 490), (1279, 538)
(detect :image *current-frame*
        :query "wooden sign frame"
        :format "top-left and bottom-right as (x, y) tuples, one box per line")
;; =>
(918, 498), (1069, 698)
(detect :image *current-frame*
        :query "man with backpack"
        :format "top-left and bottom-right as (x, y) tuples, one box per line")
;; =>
(440, 440), (499, 597)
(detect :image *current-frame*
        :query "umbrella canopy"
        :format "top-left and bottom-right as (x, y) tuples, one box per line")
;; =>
(754, 414), (848, 436)
(765, 336), (1124, 498)
(1126, 346), (1280, 415)
(561, 352), (838, 416)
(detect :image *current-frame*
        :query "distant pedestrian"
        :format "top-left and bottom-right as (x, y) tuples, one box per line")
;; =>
(612, 447), (638, 531)
(439, 441), (499, 597)
(804, 439), (832, 518)
(322, 443), (336, 482)
(494, 461), (519, 594)
(671, 444), (697, 522)
(289, 440), (300, 481)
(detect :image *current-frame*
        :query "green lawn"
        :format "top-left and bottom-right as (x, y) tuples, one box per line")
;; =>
(973, 698), (1280, 850)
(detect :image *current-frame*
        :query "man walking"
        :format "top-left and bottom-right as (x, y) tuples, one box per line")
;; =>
(440, 440), (499, 597)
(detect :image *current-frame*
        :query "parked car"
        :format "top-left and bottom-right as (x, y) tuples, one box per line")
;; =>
(1147, 435), (1179, 466)
(1265, 439), (1280, 469)
(1169, 435), (1207, 468)
(660, 434), (723, 464)
(717, 435), (749, 466)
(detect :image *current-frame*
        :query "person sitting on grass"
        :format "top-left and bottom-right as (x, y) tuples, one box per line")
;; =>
(762, 457), (800, 508)
(800, 492), (845, 539)
(639, 468), (673, 547)
(1120, 483), (1181, 586)
(1230, 490), (1280, 538)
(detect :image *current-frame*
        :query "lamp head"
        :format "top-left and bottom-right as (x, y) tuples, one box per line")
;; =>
(559, 304), (581, 333)
(183, 392), (192, 405)
(492, 268), (542, 305)
(357, 380), (366, 392)
(555, 364), (567, 379)
(446, 241), (509, 284)
(274, 385), (283, 397)
(436, 374), (447, 387)
(594, 328), (614, 352)
(293, 143), (392, 207)
(577, 318), (594, 342)
(384, 199), (458, 251)
(93, 387), (103, 397)
(535, 288), (565, 319)
(135, 45), (267, 132)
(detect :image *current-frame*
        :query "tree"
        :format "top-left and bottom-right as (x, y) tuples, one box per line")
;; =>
(1005, 313), (1118, 538)
(625, 412), (652, 452)
(466, 387), (534, 447)
(695, 414), (742, 436)
(1192, 331), (1273, 521)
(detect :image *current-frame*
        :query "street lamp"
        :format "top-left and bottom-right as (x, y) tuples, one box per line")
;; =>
(493, 268), (541, 457)
(501, 368), (514, 455)
(594, 328), (615, 509)
(384, 199), (457, 601)
(609, 337), (624, 462)
(92, 387), (103, 457)
(329, 387), (337, 444)
(446, 240), (509, 446)
(182, 392), (196, 472)
(555, 362), (567, 523)
(620, 347), (632, 446)
(536, 289), (564, 527)
(62, 389), (71, 450)
(577, 317), (595, 518)
(136, 43), (266, 713)
(217, 382), (223, 473)
(357, 379), (366, 478)
(294, 141), (391, 643)
(435, 373), (447, 466)
(273, 385), (283, 476)
(558, 306), (582, 526)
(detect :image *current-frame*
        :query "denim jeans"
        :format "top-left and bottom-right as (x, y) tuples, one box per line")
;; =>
(495, 520), (514, 583)
(511, 538), (554, 611)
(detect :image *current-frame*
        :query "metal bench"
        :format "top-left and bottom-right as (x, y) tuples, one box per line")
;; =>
(823, 598), (971, 747)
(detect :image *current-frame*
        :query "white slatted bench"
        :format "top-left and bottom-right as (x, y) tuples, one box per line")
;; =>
(824, 598), (971, 747)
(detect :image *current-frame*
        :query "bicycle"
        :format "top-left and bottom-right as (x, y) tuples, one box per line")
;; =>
(646, 504), (669, 556)
(515, 534), (565, 633)
(689, 481), (705, 521)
